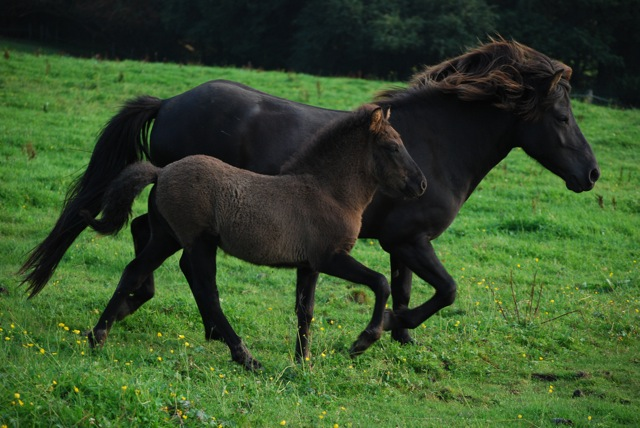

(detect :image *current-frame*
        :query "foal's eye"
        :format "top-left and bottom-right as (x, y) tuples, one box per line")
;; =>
(385, 144), (400, 153)
(556, 115), (569, 124)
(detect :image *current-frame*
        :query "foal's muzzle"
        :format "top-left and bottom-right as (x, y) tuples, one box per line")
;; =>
(403, 174), (427, 198)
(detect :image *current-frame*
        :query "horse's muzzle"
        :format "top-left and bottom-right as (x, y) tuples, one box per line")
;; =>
(566, 166), (600, 193)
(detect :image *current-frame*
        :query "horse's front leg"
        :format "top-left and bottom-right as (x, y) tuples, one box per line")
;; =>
(320, 252), (390, 357)
(387, 253), (415, 344)
(294, 267), (319, 363)
(382, 234), (457, 331)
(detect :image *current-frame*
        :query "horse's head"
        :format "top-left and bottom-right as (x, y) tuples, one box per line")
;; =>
(365, 105), (427, 198)
(400, 38), (600, 193)
(515, 66), (600, 193)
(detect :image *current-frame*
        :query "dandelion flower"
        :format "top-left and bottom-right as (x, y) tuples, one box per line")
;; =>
(280, 421), (286, 426)
(74, 386), (79, 393)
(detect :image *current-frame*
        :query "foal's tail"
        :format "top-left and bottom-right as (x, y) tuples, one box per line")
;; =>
(19, 96), (162, 298)
(82, 163), (161, 236)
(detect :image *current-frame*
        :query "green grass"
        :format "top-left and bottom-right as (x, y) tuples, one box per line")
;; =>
(1, 37), (639, 427)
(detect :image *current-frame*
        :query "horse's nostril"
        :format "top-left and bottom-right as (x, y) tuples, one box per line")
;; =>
(590, 168), (600, 183)
(420, 179), (427, 192)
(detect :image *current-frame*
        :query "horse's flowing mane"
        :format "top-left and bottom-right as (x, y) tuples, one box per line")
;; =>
(376, 37), (572, 121)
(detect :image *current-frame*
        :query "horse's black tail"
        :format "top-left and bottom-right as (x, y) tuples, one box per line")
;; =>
(19, 95), (162, 298)
(82, 162), (160, 236)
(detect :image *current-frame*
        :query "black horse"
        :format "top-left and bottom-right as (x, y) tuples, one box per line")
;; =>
(21, 39), (599, 345)
(82, 105), (425, 369)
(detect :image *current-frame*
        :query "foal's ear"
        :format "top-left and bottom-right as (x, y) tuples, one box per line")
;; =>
(369, 106), (384, 133)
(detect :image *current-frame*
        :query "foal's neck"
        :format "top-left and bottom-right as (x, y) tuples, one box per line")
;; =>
(285, 129), (377, 211)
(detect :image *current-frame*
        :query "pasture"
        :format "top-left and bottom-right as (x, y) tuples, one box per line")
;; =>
(1, 38), (639, 427)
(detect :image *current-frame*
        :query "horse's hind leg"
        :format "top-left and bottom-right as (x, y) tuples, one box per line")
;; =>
(180, 236), (262, 371)
(320, 253), (390, 357)
(107, 214), (157, 318)
(295, 267), (319, 363)
(88, 230), (180, 347)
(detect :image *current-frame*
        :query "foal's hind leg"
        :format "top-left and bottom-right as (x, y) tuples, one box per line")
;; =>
(320, 253), (390, 357)
(88, 230), (180, 347)
(179, 254), (223, 342)
(180, 236), (262, 371)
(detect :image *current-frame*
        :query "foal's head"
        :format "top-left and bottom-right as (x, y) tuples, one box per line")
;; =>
(365, 105), (427, 198)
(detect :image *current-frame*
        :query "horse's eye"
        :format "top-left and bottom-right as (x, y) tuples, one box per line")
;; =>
(385, 144), (400, 153)
(556, 115), (569, 124)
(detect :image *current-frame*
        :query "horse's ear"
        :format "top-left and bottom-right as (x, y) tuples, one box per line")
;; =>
(370, 106), (384, 133)
(385, 108), (391, 120)
(546, 69), (564, 94)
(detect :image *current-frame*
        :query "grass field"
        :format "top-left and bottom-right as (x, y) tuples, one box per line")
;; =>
(1, 38), (639, 427)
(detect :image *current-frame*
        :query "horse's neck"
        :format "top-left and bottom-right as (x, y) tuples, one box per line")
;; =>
(391, 96), (515, 203)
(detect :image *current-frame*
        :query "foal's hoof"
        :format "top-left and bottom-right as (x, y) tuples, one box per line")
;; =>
(243, 357), (263, 372)
(87, 329), (107, 348)
(348, 329), (382, 358)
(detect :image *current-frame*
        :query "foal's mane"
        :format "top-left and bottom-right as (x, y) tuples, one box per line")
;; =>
(376, 37), (572, 121)
(280, 105), (379, 174)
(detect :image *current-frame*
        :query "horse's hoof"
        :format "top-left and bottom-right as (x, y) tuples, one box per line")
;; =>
(391, 329), (416, 345)
(382, 309), (397, 331)
(87, 329), (107, 348)
(348, 329), (381, 358)
(231, 342), (262, 371)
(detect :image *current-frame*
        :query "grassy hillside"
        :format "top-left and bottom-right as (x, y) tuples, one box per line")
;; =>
(1, 38), (638, 427)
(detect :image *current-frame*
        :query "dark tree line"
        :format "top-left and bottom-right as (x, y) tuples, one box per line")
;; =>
(2, 0), (638, 105)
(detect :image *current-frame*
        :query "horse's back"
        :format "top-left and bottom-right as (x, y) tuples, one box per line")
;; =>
(150, 80), (344, 173)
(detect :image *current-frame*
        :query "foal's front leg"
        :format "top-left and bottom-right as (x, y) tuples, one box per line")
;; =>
(320, 252), (391, 357)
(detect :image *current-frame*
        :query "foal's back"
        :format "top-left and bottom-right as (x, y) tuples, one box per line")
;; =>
(154, 155), (360, 268)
